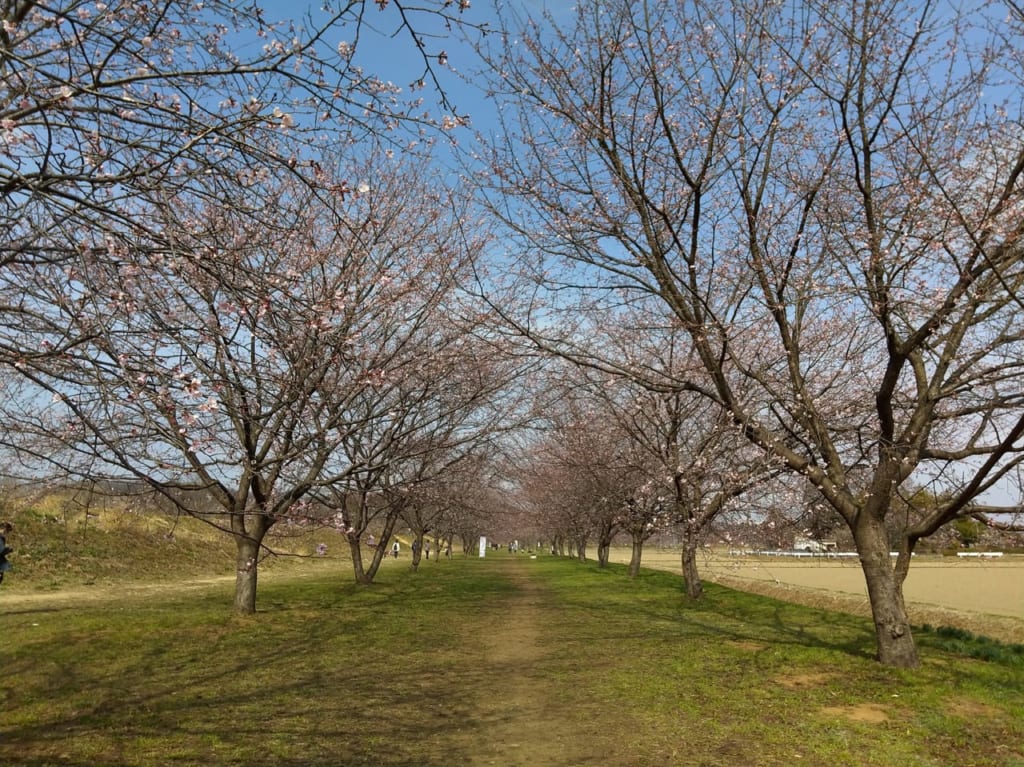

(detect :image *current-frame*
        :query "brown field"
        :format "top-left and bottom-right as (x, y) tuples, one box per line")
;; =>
(609, 546), (1024, 643)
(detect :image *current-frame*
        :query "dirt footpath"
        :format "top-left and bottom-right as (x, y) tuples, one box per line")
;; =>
(449, 559), (617, 767)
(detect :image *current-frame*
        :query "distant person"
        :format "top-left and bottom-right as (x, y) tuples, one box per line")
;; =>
(425, 541), (431, 560)
(392, 540), (400, 558)
(0, 522), (13, 586)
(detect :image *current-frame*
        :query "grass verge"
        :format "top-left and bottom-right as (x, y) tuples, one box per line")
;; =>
(2, 555), (1022, 767)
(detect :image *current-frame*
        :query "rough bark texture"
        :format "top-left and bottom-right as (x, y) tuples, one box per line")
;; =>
(347, 537), (378, 585)
(597, 540), (610, 567)
(233, 536), (260, 614)
(410, 532), (424, 570)
(855, 514), (920, 668)
(628, 537), (644, 578)
(681, 541), (704, 600)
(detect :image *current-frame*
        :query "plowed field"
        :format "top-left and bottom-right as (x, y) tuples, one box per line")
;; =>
(611, 547), (1024, 643)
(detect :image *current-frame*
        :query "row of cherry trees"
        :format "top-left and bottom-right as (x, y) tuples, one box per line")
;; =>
(0, 0), (505, 612)
(2, 140), (520, 609)
(2, 0), (1023, 671)
(474, 0), (1024, 667)
(518, 355), (776, 597)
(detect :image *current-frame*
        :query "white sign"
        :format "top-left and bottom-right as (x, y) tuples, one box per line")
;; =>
(478, 536), (487, 557)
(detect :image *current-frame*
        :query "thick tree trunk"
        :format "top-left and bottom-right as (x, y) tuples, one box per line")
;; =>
(597, 539), (610, 567)
(628, 535), (644, 578)
(855, 514), (920, 668)
(681, 539), (703, 600)
(575, 538), (587, 561)
(233, 535), (261, 614)
(351, 515), (398, 585)
(596, 520), (615, 567)
(347, 536), (376, 585)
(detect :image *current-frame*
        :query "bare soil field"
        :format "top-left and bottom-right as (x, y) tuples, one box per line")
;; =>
(610, 547), (1024, 643)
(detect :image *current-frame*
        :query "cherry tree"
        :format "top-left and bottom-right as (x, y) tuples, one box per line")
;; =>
(0, 148), (487, 612)
(399, 453), (508, 570)
(324, 329), (520, 583)
(539, 336), (776, 592)
(1, 0), (473, 265)
(606, 376), (775, 597)
(616, 489), (669, 578)
(477, 0), (1024, 666)
(517, 378), (644, 565)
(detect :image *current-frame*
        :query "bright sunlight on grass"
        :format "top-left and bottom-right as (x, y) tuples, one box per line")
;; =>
(3, 551), (1023, 767)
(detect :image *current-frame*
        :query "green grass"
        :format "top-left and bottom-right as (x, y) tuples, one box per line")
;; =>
(917, 624), (1024, 665)
(2, 503), (1023, 766)
(3, 553), (1023, 766)
(539, 562), (1024, 766)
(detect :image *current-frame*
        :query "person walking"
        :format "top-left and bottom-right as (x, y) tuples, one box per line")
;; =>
(0, 522), (13, 586)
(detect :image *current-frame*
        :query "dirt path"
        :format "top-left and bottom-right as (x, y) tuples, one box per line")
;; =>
(450, 559), (611, 767)
(0, 556), (340, 612)
(0, 575), (236, 612)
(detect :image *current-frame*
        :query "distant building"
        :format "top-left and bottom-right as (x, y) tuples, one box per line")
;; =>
(793, 537), (837, 553)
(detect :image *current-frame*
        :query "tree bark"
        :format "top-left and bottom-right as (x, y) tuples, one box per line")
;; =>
(628, 535), (644, 578)
(347, 535), (377, 585)
(681, 539), (703, 600)
(350, 514), (399, 585)
(597, 539), (610, 567)
(575, 538), (587, 561)
(854, 513), (920, 668)
(233, 535), (261, 614)
(410, 531), (424, 570)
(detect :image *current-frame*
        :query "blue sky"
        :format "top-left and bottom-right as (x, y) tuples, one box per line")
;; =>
(256, 0), (502, 127)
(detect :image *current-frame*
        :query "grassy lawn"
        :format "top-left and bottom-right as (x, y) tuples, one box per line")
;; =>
(2, 551), (1022, 767)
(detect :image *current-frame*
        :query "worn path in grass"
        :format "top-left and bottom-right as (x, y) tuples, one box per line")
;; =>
(0, 556), (624, 767)
(449, 557), (615, 767)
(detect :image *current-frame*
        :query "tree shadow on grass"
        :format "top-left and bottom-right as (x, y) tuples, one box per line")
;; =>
(1, 621), (483, 767)
(553, 561), (879, 661)
(1, 580), (493, 767)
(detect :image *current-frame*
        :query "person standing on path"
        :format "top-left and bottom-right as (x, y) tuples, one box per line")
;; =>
(0, 522), (13, 586)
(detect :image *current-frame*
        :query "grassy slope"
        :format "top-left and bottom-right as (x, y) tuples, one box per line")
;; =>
(1, 506), (1022, 766)
(0, 499), (340, 590)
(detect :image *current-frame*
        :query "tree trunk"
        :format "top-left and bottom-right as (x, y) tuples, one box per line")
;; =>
(347, 535), (374, 585)
(233, 535), (261, 614)
(681, 539), (703, 600)
(348, 515), (398, 585)
(854, 513), (920, 668)
(575, 538), (587, 561)
(597, 539), (610, 567)
(410, 531), (424, 570)
(628, 535), (644, 578)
